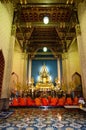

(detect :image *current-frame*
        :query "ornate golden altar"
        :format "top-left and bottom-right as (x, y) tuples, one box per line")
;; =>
(36, 82), (54, 91)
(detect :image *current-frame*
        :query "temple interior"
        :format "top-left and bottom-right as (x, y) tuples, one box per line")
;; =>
(0, 0), (86, 129)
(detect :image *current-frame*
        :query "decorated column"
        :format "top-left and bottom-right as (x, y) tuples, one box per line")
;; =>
(23, 53), (28, 86)
(76, 0), (86, 99)
(1, 24), (16, 98)
(57, 57), (61, 83)
(28, 55), (32, 85)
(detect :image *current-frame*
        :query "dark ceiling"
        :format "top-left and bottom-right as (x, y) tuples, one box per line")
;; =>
(1, 0), (81, 58)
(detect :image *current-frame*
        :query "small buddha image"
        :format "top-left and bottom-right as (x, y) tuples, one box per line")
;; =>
(31, 77), (34, 85)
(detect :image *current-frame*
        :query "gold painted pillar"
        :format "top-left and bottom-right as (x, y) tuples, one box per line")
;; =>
(75, 24), (86, 99)
(57, 57), (61, 83)
(23, 53), (28, 86)
(28, 55), (32, 85)
(62, 53), (69, 88)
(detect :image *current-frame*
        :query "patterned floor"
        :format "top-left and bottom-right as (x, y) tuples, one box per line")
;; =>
(0, 108), (86, 130)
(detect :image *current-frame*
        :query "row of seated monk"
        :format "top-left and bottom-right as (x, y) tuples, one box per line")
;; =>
(0, 93), (84, 111)
(9, 94), (85, 107)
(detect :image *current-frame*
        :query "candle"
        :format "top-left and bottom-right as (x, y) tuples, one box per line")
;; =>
(58, 115), (62, 121)
(57, 113), (62, 121)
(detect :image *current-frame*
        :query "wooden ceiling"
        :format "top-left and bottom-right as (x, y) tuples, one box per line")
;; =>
(1, 0), (81, 58)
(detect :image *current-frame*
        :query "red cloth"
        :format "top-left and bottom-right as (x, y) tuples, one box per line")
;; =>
(50, 97), (58, 106)
(41, 98), (49, 106)
(57, 97), (65, 106)
(34, 98), (42, 106)
(73, 97), (79, 105)
(48, 96), (52, 103)
(12, 98), (19, 106)
(19, 98), (27, 106)
(65, 97), (73, 105)
(27, 97), (34, 106)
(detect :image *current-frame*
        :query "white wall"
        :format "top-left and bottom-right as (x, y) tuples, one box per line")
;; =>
(62, 39), (81, 91)
(0, 2), (14, 98)
(77, 0), (86, 99)
(12, 40), (28, 90)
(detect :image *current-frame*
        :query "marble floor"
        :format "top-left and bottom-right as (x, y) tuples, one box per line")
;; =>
(0, 107), (86, 130)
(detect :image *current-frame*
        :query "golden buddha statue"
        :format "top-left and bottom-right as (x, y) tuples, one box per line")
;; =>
(36, 64), (54, 91)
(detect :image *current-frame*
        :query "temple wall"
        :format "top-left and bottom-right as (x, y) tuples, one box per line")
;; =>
(62, 39), (81, 91)
(0, 2), (14, 98)
(12, 42), (27, 89)
(77, 0), (86, 99)
(67, 40), (81, 81)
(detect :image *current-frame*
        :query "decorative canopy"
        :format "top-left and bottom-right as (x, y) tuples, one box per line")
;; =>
(0, 0), (82, 57)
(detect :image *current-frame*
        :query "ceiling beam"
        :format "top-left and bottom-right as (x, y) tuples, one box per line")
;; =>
(16, 22), (72, 28)
(27, 43), (63, 47)
(29, 39), (60, 42)
(17, 3), (75, 8)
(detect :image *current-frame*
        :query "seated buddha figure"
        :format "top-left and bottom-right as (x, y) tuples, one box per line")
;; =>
(36, 64), (54, 90)
(38, 64), (51, 83)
